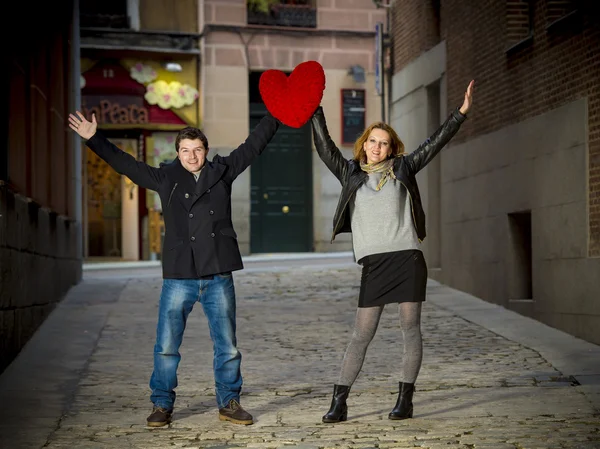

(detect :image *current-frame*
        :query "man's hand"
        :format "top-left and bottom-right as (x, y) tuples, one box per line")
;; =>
(68, 111), (97, 140)
(459, 80), (474, 115)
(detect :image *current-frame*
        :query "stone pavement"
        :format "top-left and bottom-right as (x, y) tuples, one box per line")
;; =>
(0, 256), (599, 449)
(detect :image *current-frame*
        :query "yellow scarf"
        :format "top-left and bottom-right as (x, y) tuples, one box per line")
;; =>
(360, 159), (396, 191)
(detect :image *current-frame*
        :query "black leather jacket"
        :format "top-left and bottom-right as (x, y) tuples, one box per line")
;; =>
(311, 106), (466, 243)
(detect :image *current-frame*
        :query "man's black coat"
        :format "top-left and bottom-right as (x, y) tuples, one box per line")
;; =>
(85, 115), (279, 278)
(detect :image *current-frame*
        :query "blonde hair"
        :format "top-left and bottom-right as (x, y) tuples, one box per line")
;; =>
(352, 122), (405, 163)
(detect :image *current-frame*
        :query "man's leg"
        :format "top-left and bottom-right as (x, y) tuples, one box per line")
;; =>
(148, 279), (199, 425)
(201, 273), (252, 424)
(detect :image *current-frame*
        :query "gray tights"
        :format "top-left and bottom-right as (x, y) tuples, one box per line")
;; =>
(338, 302), (423, 386)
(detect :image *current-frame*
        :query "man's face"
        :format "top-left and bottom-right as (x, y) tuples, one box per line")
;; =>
(178, 138), (207, 173)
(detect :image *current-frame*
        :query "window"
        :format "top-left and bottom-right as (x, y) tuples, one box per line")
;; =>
(247, 0), (317, 28)
(505, 0), (534, 54)
(546, 0), (580, 32)
(429, 0), (441, 45)
(80, 0), (129, 29)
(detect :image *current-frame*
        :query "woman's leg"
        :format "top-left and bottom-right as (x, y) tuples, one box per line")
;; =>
(389, 301), (422, 420)
(338, 305), (384, 386)
(323, 305), (384, 423)
(398, 301), (423, 383)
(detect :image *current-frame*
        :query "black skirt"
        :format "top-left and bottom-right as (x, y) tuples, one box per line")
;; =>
(358, 250), (428, 308)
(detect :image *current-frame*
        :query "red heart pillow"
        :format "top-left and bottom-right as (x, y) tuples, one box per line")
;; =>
(259, 60), (326, 128)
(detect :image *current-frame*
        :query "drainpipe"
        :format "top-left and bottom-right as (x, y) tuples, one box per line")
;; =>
(71, 0), (84, 263)
(380, 22), (386, 123)
(198, 0), (206, 129)
(386, 3), (393, 125)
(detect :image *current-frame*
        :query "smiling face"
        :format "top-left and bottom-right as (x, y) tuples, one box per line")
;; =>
(363, 128), (392, 165)
(177, 138), (207, 174)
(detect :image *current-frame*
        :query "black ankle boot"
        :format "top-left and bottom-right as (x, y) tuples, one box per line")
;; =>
(322, 384), (350, 423)
(388, 382), (414, 420)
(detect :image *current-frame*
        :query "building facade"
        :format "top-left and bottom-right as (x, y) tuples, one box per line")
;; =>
(0, 0), (388, 372)
(201, 0), (387, 255)
(78, 0), (202, 262)
(388, 0), (600, 344)
(2, 0), (81, 374)
(78, 0), (387, 261)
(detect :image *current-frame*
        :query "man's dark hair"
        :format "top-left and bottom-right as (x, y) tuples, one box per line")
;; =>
(175, 127), (209, 153)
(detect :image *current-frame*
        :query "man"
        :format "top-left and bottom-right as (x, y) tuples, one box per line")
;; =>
(69, 110), (280, 427)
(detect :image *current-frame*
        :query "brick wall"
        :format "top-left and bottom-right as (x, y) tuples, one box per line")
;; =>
(392, 0), (600, 255)
(391, 0), (441, 71)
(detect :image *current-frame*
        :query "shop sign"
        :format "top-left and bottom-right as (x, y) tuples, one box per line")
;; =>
(82, 96), (149, 125)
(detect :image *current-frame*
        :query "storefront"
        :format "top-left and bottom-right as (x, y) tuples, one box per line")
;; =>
(81, 58), (199, 261)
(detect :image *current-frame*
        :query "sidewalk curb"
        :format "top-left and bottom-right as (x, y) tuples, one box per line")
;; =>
(426, 279), (600, 385)
(82, 251), (355, 271)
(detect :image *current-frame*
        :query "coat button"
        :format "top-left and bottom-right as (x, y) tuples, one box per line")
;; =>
(189, 213), (193, 218)
(209, 210), (214, 215)
(185, 193), (190, 198)
(210, 233), (215, 238)
(190, 236), (195, 241)
(206, 188), (211, 193)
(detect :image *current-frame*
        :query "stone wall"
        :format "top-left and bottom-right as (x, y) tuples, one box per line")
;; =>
(0, 184), (81, 374)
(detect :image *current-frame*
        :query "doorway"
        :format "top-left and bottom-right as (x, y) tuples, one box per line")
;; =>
(248, 71), (313, 253)
(507, 211), (534, 316)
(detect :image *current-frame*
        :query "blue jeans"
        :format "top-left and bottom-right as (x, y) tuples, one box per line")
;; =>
(149, 275), (242, 410)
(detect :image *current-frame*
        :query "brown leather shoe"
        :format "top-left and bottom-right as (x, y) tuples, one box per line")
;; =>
(218, 399), (253, 425)
(146, 406), (173, 427)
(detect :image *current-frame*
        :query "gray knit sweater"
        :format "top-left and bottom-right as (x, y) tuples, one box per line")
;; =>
(349, 172), (421, 263)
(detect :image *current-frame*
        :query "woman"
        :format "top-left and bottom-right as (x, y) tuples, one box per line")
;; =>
(311, 80), (474, 423)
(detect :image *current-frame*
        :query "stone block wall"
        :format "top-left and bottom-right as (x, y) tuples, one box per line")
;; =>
(0, 184), (81, 374)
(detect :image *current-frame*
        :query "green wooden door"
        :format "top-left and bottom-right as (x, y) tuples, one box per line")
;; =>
(250, 104), (313, 253)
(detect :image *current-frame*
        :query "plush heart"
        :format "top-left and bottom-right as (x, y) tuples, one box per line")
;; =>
(259, 60), (326, 128)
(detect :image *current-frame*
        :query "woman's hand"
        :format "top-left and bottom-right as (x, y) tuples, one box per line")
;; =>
(68, 111), (97, 140)
(459, 80), (474, 115)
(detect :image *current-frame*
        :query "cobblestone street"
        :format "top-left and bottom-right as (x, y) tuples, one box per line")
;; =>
(1, 259), (599, 448)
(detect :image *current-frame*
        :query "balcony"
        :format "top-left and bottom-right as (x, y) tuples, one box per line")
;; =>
(81, 13), (130, 29)
(248, 3), (317, 28)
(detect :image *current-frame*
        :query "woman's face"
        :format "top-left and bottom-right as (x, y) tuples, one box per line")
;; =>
(364, 128), (392, 164)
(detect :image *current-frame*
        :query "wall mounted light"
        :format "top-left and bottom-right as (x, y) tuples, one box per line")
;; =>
(348, 65), (366, 83)
(372, 0), (392, 7)
(163, 62), (183, 72)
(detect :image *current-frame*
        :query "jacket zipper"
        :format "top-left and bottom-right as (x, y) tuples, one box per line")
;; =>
(167, 182), (178, 207)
